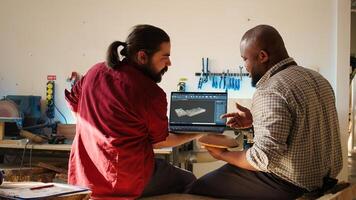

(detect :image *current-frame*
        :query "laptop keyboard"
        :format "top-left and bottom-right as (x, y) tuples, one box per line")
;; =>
(169, 126), (225, 133)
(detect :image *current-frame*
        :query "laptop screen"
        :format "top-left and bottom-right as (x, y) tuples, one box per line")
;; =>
(169, 92), (227, 126)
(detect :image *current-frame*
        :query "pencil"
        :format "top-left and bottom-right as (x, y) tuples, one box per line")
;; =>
(30, 184), (54, 190)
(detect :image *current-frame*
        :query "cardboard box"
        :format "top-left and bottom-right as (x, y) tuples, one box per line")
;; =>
(57, 124), (76, 141)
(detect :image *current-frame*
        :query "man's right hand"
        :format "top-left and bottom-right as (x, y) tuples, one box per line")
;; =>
(221, 102), (253, 129)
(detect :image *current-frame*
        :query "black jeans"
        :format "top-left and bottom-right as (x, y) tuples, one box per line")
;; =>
(187, 164), (306, 200)
(140, 158), (196, 197)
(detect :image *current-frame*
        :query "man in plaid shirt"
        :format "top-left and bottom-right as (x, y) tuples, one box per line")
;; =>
(188, 25), (342, 200)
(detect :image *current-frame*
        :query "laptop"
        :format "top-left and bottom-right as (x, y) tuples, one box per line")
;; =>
(169, 92), (227, 134)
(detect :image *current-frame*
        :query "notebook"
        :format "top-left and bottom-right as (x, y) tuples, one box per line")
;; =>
(169, 92), (227, 134)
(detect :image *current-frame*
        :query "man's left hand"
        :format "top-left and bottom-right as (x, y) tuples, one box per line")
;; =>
(205, 146), (228, 160)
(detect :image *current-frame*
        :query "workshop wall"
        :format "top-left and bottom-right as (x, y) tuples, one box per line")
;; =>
(0, 0), (350, 180)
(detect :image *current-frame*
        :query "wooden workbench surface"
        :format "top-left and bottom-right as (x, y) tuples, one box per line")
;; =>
(0, 140), (172, 154)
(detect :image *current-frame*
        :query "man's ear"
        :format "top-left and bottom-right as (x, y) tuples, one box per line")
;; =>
(137, 50), (148, 65)
(258, 50), (269, 64)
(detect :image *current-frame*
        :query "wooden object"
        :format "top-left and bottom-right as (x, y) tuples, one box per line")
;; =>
(316, 183), (356, 200)
(0, 122), (4, 140)
(0, 139), (23, 145)
(0, 165), (55, 182)
(297, 182), (356, 200)
(57, 124), (76, 141)
(0, 142), (172, 154)
(1, 166), (48, 176)
(47, 191), (91, 200)
(20, 130), (47, 143)
(0, 142), (72, 151)
(37, 162), (68, 174)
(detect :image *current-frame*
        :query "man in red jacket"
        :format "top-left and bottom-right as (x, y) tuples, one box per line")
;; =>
(65, 24), (199, 199)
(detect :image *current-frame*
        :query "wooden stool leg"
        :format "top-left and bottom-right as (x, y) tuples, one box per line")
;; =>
(0, 122), (4, 140)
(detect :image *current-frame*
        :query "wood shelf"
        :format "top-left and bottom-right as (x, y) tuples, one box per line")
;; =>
(0, 140), (172, 154)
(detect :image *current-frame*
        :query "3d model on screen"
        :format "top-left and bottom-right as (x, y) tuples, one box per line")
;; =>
(175, 107), (206, 117)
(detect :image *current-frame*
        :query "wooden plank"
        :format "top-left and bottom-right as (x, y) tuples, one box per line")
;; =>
(46, 191), (91, 200)
(0, 165), (56, 182)
(5, 172), (55, 182)
(0, 142), (172, 154)
(19, 130), (47, 143)
(0, 165), (49, 176)
(0, 122), (4, 140)
(0, 139), (23, 145)
(0, 143), (72, 151)
(37, 162), (68, 174)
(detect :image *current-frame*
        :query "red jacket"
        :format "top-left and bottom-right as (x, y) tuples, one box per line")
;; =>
(65, 62), (168, 199)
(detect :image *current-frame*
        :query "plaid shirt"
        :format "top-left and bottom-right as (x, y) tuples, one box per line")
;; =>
(246, 58), (342, 191)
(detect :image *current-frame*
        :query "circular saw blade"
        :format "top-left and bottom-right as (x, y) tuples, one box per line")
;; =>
(0, 100), (21, 118)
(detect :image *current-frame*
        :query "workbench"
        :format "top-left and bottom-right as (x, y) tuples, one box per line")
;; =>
(0, 140), (172, 154)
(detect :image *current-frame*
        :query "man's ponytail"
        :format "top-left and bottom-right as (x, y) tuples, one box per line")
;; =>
(106, 41), (127, 69)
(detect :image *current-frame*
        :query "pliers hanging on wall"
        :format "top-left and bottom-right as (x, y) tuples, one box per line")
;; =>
(198, 57), (209, 90)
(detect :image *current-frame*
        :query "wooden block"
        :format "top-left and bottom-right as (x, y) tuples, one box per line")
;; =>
(37, 162), (68, 174)
(0, 165), (56, 182)
(298, 182), (356, 200)
(5, 172), (55, 183)
(0, 165), (49, 176)
(46, 191), (91, 200)
(19, 130), (47, 143)
(325, 183), (356, 199)
(0, 139), (23, 145)
(0, 122), (4, 140)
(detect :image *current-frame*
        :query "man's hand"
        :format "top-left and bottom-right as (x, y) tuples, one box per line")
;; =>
(205, 146), (228, 160)
(221, 102), (252, 129)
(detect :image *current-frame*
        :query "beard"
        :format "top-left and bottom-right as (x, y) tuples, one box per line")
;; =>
(153, 66), (168, 83)
(140, 61), (168, 83)
(251, 72), (263, 87)
(250, 61), (267, 87)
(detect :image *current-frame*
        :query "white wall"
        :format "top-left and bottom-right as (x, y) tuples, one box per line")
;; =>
(0, 0), (350, 181)
(334, 0), (351, 181)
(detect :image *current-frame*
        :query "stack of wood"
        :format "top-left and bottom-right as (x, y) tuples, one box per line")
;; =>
(0, 162), (68, 183)
(0, 165), (55, 182)
(37, 162), (68, 183)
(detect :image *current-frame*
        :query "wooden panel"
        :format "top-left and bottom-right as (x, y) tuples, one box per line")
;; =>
(0, 122), (4, 140)
(57, 124), (76, 141)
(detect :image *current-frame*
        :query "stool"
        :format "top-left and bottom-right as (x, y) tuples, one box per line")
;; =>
(298, 182), (356, 200)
